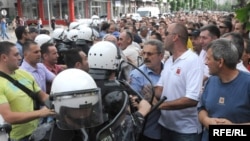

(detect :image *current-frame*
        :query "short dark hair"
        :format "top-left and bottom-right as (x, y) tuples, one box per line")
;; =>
(222, 20), (233, 32)
(23, 40), (38, 54)
(40, 29), (50, 35)
(0, 41), (16, 55)
(120, 18), (127, 23)
(125, 31), (134, 44)
(64, 48), (82, 68)
(29, 27), (38, 33)
(15, 26), (28, 40)
(200, 24), (220, 38)
(40, 43), (55, 59)
(244, 39), (250, 54)
(151, 31), (162, 41)
(101, 21), (110, 31)
(221, 32), (244, 60)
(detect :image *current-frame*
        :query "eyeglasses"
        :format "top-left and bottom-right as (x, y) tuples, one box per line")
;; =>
(187, 28), (194, 31)
(219, 26), (227, 29)
(142, 51), (160, 56)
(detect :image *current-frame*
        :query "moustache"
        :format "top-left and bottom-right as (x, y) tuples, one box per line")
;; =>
(144, 60), (151, 63)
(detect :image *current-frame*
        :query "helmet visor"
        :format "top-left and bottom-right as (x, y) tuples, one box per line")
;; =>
(53, 89), (104, 130)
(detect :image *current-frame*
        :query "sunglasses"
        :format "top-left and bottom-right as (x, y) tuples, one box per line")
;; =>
(219, 26), (227, 29)
(165, 31), (185, 39)
(165, 31), (177, 36)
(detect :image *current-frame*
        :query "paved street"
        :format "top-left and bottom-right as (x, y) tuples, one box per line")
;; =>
(0, 28), (17, 43)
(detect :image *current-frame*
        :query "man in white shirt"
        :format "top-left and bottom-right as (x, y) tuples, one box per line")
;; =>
(199, 24), (220, 83)
(155, 23), (203, 141)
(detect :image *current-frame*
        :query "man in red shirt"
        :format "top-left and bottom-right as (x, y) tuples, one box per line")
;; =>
(40, 43), (65, 93)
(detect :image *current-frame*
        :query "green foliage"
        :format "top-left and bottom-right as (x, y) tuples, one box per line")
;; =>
(235, 3), (250, 30)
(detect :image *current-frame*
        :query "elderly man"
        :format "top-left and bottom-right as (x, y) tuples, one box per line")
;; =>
(198, 39), (250, 141)
(118, 31), (140, 66)
(130, 39), (164, 141)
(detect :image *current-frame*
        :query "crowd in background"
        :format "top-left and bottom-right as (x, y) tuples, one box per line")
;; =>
(0, 10), (250, 141)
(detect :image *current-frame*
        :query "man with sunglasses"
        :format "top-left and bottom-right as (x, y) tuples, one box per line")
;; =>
(155, 23), (204, 141)
(218, 20), (232, 36)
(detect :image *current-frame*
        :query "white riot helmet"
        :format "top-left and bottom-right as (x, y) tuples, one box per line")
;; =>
(88, 41), (130, 80)
(50, 68), (103, 129)
(90, 15), (100, 27)
(78, 26), (99, 41)
(65, 29), (79, 42)
(69, 22), (80, 30)
(34, 34), (53, 47)
(76, 24), (88, 30)
(52, 28), (68, 41)
(88, 41), (122, 70)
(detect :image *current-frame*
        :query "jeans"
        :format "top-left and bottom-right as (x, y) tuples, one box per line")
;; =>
(1, 29), (9, 40)
(161, 127), (202, 141)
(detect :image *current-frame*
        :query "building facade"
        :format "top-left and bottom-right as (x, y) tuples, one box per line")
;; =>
(1, 0), (170, 25)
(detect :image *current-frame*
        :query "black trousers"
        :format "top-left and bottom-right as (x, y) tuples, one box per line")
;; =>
(139, 134), (162, 141)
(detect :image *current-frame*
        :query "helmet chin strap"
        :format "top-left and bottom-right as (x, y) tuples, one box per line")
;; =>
(88, 69), (112, 80)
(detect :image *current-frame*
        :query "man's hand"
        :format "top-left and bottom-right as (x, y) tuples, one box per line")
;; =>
(129, 95), (139, 108)
(37, 107), (56, 118)
(137, 100), (151, 117)
(141, 84), (153, 101)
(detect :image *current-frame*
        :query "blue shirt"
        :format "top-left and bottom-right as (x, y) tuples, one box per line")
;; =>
(198, 71), (250, 141)
(16, 42), (23, 61)
(20, 60), (55, 92)
(129, 64), (162, 139)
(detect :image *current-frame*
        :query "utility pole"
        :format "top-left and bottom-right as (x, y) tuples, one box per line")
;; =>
(47, 0), (51, 30)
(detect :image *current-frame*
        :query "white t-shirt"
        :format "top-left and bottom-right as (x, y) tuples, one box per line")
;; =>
(237, 60), (249, 72)
(199, 49), (209, 77)
(157, 49), (203, 134)
(123, 44), (140, 66)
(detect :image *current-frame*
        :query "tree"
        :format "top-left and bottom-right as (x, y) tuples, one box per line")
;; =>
(235, 1), (250, 29)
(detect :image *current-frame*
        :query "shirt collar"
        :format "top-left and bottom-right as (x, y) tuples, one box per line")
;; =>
(22, 60), (37, 72)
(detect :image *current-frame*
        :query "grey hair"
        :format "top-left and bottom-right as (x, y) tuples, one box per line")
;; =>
(207, 38), (239, 69)
(143, 39), (164, 54)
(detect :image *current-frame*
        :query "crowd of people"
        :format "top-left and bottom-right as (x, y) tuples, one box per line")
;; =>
(0, 10), (250, 141)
